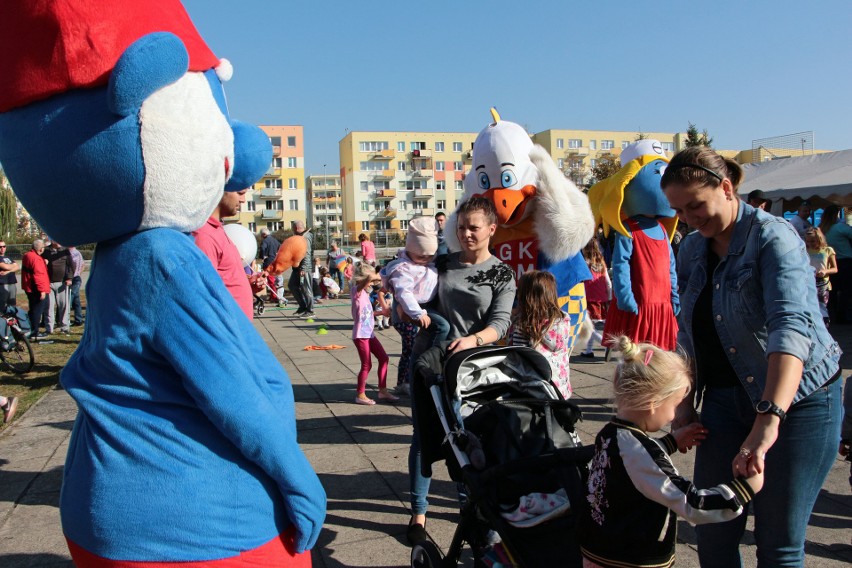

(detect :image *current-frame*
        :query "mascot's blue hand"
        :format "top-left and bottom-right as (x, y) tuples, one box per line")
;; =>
(620, 297), (639, 315)
(672, 298), (681, 317)
(288, 479), (327, 553)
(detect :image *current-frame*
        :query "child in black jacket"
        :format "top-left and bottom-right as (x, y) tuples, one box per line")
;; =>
(580, 336), (763, 568)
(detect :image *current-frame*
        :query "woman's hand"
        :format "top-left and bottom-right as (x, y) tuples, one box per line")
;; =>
(448, 335), (478, 353)
(732, 414), (780, 477)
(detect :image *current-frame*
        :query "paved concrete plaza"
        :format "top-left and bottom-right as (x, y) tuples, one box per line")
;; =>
(1, 299), (850, 567)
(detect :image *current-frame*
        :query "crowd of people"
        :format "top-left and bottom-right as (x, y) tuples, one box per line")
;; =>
(2, 147), (851, 566)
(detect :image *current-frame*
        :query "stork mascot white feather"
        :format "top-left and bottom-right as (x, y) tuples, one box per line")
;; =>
(446, 108), (596, 352)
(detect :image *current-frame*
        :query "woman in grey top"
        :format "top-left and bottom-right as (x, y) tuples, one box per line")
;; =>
(407, 196), (516, 544)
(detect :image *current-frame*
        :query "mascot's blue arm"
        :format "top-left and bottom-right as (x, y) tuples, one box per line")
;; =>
(611, 232), (638, 314)
(154, 262), (326, 553)
(669, 241), (680, 316)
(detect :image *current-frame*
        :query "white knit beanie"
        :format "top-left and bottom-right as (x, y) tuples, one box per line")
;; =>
(406, 217), (439, 256)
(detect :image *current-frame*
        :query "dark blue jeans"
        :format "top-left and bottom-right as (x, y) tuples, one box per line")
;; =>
(70, 275), (83, 324)
(694, 380), (842, 567)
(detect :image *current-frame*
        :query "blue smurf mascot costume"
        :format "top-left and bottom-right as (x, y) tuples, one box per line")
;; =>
(0, 1), (325, 565)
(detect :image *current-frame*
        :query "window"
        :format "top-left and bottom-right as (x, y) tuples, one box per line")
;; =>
(569, 139), (582, 149)
(287, 157), (297, 168)
(435, 142), (444, 152)
(455, 180), (464, 190)
(589, 140), (597, 150)
(662, 142), (675, 152)
(361, 221), (370, 231)
(269, 136), (281, 147)
(435, 161), (445, 171)
(601, 140), (615, 150)
(437, 199), (446, 209)
(358, 141), (389, 152)
(453, 142), (462, 152)
(375, 220), (390, 230)
(361, 201), (369, 211)
(267, 222), (282, 231)
(558, 158), (564, 169)
(287, 136), (296, 147)
(621, 141), (630, 150)
(398, 201), (408, 211)
(401, 180), (426, 190)
(398, 161), (407, 171)
(289, 199), (298, 210)
(436, 181), (446, 190)
(412, 201), (424, 211)
(265, 179), (282, 189)
(248, 222), (256, 233)
(265, 200), (283, 210)
(360, 181), (369, 192)
(453, 161), (463, 171)
(557, 138), (564, 149)
(288, 178), (298, 189)
(246, 201), (256, 211)
(359, 162), (389, 171)
(590, 159), (598, 168)
(397, 141), (406, 152)
(273, 157), (282, 168)
(373, 181), (389, 190)
(400, 220), (409, 230)
(410, 141), (426, 151)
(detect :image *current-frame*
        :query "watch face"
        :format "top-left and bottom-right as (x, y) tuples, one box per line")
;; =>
(755, 401), (769, 412)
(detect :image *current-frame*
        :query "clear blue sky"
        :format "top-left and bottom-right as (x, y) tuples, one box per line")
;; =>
(183, 0), (852, 176)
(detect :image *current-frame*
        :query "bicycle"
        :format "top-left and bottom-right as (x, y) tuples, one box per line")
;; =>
(1, 306), (35, 374)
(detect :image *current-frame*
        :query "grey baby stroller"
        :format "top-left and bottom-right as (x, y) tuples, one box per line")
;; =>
(410, 345), (593, 568)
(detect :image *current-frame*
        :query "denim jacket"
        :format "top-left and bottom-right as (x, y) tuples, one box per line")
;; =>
(676, 201), (841, 405)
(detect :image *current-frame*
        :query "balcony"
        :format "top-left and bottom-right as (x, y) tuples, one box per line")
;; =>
(271, 145), (281, 156)
(259, 187), (282, 197)
(372, 148), (395, 160)
(417, 208), (435, 216)
(411, 169), (433, 179)
(413, 188), (434, 198)
(371, 169), (396, 180)
(261, 209), (283, 220)
(376, 189), (397, 199)
(383, 208), (397, 219)
(264, 167), (281, 177)
(410, 149), (432, 159)
(565, 146), (589, 156)
(464, 150), (474, 160)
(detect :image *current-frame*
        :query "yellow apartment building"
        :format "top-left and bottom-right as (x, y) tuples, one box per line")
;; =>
(338, 131), (478, 241)
(531, 129), (686, 186)
(224, 125), (307, 234)
(306, 173), (342, 243)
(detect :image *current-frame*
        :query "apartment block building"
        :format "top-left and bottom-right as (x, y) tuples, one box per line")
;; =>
(531, 129), (686, 186)
(338, 131), (478, 239)
(224, 125), (307, 233)
(306, 173), (342, 241)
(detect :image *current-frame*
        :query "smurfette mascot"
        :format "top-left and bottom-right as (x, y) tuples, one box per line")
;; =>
(0, 1), (325, 565)
(588, 140), (680, 351)
(447, 109), (596, 352)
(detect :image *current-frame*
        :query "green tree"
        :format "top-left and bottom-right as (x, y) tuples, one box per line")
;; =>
(0, 170), (16, 240)
(635, 131), (647, 141)
(685, 122), (713, 148)
(589, 153), (622, 186)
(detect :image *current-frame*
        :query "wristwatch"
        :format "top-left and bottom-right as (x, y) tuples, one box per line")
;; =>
(755, 400), (786, 423)
(474, 334), (484, 347)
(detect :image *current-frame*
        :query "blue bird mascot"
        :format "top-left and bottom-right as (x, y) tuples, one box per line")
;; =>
(0, 1), (325, 566)
(588, 140), (679, 351)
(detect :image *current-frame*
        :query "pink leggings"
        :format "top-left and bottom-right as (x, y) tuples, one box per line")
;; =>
(353, 336), (388, 394)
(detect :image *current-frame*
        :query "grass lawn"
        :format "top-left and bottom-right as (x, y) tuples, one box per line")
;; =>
(0, 291), (85, 432)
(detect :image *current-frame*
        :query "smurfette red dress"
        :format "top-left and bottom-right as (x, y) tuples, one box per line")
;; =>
(602, 219), (677, 350)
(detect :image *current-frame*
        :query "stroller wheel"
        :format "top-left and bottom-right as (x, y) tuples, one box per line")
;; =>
(411, 541), (443, 568)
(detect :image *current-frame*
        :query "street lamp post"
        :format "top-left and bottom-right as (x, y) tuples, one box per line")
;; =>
(323, 164), (328, 250)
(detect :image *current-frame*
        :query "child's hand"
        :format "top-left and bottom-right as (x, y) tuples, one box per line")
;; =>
(416, 314), (431, 328)
(743, 469), (764, 494)
(672, 422), (708, 453)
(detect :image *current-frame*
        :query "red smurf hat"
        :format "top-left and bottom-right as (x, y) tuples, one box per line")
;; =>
(0, 0), (220, 113)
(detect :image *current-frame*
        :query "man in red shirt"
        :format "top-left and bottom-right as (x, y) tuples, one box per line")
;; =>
(193, 190), (255, 320)
(21, 239), (50, 339)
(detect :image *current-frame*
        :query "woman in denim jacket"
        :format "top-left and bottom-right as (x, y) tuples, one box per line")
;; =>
(661, 146), (842, 567)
